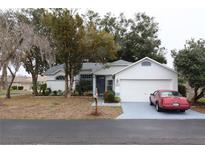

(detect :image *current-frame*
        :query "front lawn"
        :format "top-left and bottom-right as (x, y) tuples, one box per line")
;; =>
(0, 95), (122, 119)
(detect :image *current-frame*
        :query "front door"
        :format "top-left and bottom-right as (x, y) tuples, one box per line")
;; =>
(96, 75), (105, 97)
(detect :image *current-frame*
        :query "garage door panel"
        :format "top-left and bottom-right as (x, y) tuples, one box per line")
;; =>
(120, 79), (172, 102)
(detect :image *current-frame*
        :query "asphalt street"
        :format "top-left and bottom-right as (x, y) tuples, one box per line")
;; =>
(1, 119), (205, 144)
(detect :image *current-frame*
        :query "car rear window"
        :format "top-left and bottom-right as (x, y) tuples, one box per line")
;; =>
(160, 91), (181, 97)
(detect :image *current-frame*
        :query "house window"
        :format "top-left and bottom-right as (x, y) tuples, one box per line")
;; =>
(80, 74), (92, 81)
(56, 75), (65, 80)
(107, 80), (113, 91)
(141, 61), (151, 66)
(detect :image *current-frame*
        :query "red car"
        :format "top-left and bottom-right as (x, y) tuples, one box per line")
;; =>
(149, 90), (191, 112)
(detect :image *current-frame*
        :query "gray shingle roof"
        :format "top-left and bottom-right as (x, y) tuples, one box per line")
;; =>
(44, 63), (103, 76)
(94, 66), (127, 75)
(93, 60), (132, 75)
(44, 60), (131, 76)
(44, 64), (65, 76)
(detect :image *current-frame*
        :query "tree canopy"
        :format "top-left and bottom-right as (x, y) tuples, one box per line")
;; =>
(83, 10), (167, 63)
(0, 8), (169, 98)
(172, 39), (205, 103)
(43, 9), (117, 97)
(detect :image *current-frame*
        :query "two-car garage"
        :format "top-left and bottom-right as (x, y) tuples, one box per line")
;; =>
(114, 57), (178, 102)
(119, 79), (172, 102)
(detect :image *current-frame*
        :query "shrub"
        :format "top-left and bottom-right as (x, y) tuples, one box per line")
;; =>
(83, 91), (93, 96)
(71, 92), (80, 96)
(114, 96), (121, 103)
(45, 88), (52, 96)
(50, 90), (64, 96)
(178, 84), (186, 97)
(104, 90), (115, 103)
(75, 84), (83, 96)
(52, 90), (58, 96)
(12, 86), (17, 90)
(57, 90), (64, 96)
(76, 80), (92, 96)
(18, 86), (24, 90)
(40, 83), (47, 95)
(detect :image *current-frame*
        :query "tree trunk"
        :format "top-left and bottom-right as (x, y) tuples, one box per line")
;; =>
(6, 67), (16, 99)
(69, 70), (73, 97)
(64, 74), (69, 98)
(64, 63), (69, 98)
(192, 87), (205, 103)
(6, 74), (15, 99)
(0, 63), (8, 90)
(32, 74), (38, 96)
(192, 87), (199, 104)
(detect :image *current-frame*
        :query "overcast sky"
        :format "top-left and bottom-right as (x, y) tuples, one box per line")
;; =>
(2, 0), (205, 76)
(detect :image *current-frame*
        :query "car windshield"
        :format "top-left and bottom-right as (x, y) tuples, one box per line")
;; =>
(160, 91), (181, 97)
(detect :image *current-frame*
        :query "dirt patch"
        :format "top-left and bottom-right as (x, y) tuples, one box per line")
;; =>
(191, 106), (205, 114)
(0, 95), (122, 119)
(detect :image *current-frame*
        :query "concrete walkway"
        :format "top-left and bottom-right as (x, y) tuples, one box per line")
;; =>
(118, 102), (205, 119)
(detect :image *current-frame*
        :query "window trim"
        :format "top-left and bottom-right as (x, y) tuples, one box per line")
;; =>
(56, 75), (65, 80)
(107, 80), (113, 91)
(141, 61), (151, 66)
(80, 74), (93, 81)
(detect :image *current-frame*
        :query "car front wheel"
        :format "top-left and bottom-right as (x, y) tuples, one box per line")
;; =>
(156, 103), (162, 112)
(149, 98), (153, 106)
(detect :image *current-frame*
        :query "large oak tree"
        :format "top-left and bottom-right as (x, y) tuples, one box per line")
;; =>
(0, 10), (23, 98)
(44, 9), (117, 97)
(16, 9), (54, 96)
(83, 11), (167, 63)
(172, 39), (205, 103)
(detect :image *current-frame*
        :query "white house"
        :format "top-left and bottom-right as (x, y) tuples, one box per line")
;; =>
(44, 57), (178, 102)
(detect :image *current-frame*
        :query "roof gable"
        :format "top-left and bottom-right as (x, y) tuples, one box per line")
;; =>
(110, 59), (132, 66)
(113, 57), (177, 75)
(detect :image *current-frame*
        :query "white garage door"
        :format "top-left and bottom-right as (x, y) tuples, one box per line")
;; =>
(120, 79), (172, 102)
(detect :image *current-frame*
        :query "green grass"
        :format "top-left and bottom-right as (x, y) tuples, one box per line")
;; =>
(198, 98), (205, 103)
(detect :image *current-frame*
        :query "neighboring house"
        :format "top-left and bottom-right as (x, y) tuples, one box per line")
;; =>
(1, 75), (47, 91)
(6, 76), (32, 90)
(44, 57), (178, 102)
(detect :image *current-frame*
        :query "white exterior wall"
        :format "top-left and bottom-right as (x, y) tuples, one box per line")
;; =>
(46, 70), (76, 91)
(47, 80), (65, 91)
(114, 60), (178, 101)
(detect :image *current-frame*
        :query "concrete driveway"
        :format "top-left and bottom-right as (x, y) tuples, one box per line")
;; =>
(118, 102), (205, 119)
